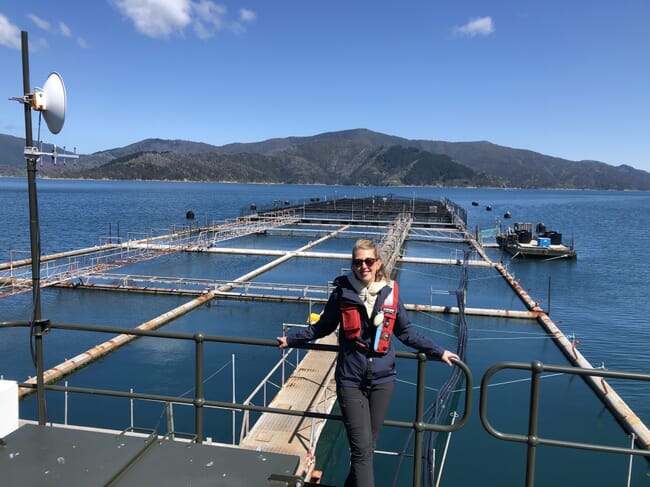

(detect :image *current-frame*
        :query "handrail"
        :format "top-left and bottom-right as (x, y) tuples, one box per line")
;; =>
(5, 319), (650, 486)
(4, 320), (471, 486)
(480, 360), (650, 486)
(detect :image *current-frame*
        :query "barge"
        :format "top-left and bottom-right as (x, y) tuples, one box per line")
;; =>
(496, 222), (577, 260)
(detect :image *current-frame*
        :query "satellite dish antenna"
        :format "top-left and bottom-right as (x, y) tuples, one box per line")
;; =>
(9, 30), (79, 427)
(32, 72), (67, 134)
(11, 68), (79, 164)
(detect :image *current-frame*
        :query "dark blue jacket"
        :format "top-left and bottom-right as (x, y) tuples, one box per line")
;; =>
(286, 275), (445, 388)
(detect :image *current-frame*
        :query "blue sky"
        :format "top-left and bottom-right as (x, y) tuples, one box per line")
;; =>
(1, 1), (649, 171)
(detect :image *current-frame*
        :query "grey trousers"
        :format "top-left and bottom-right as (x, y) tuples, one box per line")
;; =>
(337, 381), (395, 487)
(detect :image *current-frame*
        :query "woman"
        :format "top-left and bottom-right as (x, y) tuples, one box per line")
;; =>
(277, 238), (459, 487)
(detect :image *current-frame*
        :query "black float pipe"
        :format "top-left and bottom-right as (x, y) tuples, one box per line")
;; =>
(21, 30), (47, 425)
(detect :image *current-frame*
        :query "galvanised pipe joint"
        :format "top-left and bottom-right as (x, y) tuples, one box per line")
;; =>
(414, 421), (427, 433)
(531, 360), (544, 373)
(31, 319), (51, 336)
(527, 435), (539, 446)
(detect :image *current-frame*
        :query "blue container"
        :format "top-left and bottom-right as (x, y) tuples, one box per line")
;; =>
(538, 237), (551, 247)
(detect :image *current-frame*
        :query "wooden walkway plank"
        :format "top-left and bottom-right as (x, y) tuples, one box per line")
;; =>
(239, 333), (338, 477)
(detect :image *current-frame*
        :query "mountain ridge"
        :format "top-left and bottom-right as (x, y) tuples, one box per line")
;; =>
(1, 129), (649, 189)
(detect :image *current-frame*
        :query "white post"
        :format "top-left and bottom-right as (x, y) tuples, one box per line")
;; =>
(167, 402), (175, 439)
(435, 411), (459, 487)
(0, 380), (19, 437)
(130, 388), (134, 429)
(64, 380), (68, 424)
(309, 416), (316, 453)
(232, 353), (236, 445)
(626, 433), (636, 487)
(281, 324), (286, 385)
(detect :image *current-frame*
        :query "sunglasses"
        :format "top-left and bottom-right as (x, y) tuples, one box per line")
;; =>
(352, 257), (378, 267)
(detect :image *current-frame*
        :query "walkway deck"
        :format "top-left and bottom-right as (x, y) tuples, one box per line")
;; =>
(239, 333), (338, 478)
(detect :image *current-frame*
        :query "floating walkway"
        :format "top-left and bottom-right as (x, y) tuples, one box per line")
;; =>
(239, 333), (338, 479)
(494, 262), (650, 449)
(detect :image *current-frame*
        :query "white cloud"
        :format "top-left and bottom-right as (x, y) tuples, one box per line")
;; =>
(113, 0), (193, 38)
(192, 0), (226, 38)
(77, 37), (90, 48)
(27, 13), (51, 31)
(194, 0), (227, 26)
(453, 16), (495, 37)
(230, 8), (256, 35)
(113, 0), (255, 39)
(0, 14), (21, 48)
(193, 22), (210, 39)
(239, 9), (255, 23)
(59, 22), (72, 37)
(31, 37), (49, 51)
(2, 13), (79, 51)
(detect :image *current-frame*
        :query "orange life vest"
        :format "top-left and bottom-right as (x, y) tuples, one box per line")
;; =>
(340, 282), (399, 354)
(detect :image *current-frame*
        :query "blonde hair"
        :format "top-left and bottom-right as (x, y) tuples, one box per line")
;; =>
(352, 238), (388, 281)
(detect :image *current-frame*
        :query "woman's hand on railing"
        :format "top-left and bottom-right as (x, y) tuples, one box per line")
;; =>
(441, 350), (460, 366)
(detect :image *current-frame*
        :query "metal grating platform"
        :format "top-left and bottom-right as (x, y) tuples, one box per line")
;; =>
(0, 424), (300, 486)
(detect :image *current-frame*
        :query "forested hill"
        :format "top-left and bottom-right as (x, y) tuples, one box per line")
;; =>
(1, 129), (649, 190)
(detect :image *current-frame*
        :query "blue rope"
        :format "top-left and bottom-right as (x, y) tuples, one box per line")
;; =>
(392, 251), (470, 487)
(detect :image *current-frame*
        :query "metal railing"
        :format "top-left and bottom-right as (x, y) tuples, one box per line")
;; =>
(195, 210), (301, 249)
(60, 273), (331, 299)
(239, 344), (298, 443)
(4, 320), (650, 486)
(7, 320), (471, 486)
(480, 360), (650, 486)
(379, 212), (412, 274)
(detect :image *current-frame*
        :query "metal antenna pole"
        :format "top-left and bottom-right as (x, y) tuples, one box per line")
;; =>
(21, 30), (47, 425)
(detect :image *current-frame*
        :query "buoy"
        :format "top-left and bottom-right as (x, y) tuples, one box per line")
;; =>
(186, 210), (195, 220)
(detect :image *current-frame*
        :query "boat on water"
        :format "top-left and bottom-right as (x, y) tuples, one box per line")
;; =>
(496, 221), (577, 260)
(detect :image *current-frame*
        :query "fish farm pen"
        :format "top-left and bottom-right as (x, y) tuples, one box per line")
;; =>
(251, 194), (466, 227)
(1, 195), (649, 486)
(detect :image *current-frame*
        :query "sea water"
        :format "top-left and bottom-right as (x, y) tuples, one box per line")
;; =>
(1, 178), (649, 485)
